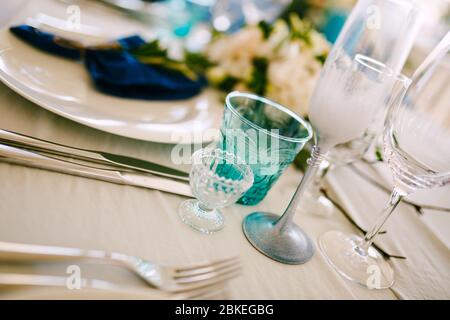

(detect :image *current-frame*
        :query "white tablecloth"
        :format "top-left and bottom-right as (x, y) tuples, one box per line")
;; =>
(0, 0), (449, 300)
(0, 82), (449, 299)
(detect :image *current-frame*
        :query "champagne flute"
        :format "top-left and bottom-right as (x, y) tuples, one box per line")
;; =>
(243, 52), (399, 264)
(300, 0), (423, 217)
(319, 33), (450, 288)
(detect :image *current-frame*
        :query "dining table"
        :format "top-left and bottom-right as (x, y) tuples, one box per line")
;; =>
(0, 0), (449, 300)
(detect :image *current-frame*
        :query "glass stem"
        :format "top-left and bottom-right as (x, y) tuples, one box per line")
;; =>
(197, 202), (215, 216)
(360, 187), (405, 252)
(319, 161), (334, 180)
(311, 160), (333, 193)
(274, 145), (326, 233)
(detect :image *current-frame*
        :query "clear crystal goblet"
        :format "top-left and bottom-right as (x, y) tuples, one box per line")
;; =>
(179, 148), (253, 234)
(319, 36), (450, 289)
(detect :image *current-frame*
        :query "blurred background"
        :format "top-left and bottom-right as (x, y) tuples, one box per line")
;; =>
(1, 0), (449, 72)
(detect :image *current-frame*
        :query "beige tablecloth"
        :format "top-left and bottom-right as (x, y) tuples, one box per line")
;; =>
(0, 0), (449, 300)
(0, 82), (449, 299)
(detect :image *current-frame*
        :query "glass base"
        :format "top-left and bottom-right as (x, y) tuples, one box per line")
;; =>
(242, 212), (314, 265)
(319, 231), (394, 289)
(179, 200), (224, 234)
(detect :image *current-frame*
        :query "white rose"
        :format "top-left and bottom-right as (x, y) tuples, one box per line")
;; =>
(267, 51), (322, 116)
(207, 27), (263, 63)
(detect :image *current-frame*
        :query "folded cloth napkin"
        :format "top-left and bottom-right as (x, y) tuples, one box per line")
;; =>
(10, 25), (206, 100)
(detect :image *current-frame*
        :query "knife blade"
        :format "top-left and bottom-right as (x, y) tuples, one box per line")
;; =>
(0, 129), (189, 182)
(0, 144), (193, 198)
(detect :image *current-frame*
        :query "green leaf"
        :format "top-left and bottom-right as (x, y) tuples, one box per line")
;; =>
(217, 76), (239, 92)
(130, 39), (210, 81)
(248, 57), (268, 95)
(315, 53), (327, 65)
(184, 51), (214, 74)
(131, 40), (168, 58)
(258, 20), (273, 39)
(288, 13), (313, 46)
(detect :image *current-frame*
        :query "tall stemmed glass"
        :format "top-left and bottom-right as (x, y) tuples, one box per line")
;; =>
(243, 52), (399, 264)
(243, 0), (422, 265)
(300, 0), (423, 217)
(319, 34), (450, 288)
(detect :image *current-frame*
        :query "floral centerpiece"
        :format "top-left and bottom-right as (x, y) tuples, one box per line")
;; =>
(205, 14), (330, 117)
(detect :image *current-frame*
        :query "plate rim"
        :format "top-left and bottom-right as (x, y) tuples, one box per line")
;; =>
(0, 28), (221, 144)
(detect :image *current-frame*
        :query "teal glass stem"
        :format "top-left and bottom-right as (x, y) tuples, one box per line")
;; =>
(272, 145), (325, 232)
(219, 92), (313, 206)
(241, 144), (327, 265)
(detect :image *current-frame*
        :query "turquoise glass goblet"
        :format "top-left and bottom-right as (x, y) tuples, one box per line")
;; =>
(218, 92), (313, 206)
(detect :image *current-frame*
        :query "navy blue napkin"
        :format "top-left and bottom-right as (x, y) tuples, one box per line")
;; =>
(10, 25), (206, 100)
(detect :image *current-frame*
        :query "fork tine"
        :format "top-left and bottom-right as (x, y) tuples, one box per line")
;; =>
(175, 258), (241, 279)
(171, 282), (228, 300)
(171, 268), (241, 293)
(175, 256), (239, 273)
(176, 270), (241, 294)
(171, 285), (219, 300)
(175, 263), (241, 284)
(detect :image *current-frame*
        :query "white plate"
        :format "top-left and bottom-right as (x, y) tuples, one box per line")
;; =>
(0, 9), (223, 144)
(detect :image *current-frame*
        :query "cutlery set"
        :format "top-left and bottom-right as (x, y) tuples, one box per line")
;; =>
(0, 273), (229, 300)
(0, 241), (240, 299)
(0, 129), (193, 197)
(0, 131), (241, 298)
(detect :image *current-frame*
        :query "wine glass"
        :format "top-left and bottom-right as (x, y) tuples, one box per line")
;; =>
(301, 74), (411, 217)
(300, 0), (423, 217)
(243, 52), (399, 264)
(319, 35), (450, 289)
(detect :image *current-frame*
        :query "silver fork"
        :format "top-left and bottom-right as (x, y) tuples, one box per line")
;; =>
(0, 273), (229, 300)
(0, 241), (241, 293)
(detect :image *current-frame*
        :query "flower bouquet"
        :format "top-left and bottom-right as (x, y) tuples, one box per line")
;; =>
(205, 14), (330, 118)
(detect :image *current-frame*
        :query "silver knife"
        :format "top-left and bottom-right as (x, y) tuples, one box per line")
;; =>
(0, 144), (193, 198)
(0, 129), (189, 182)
